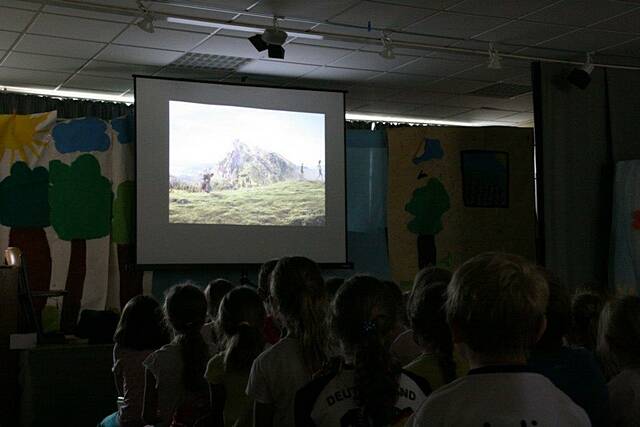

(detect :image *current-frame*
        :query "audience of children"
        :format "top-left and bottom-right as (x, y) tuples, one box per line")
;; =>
(295, 275), (432, 426)
(100, 251), (640, 427)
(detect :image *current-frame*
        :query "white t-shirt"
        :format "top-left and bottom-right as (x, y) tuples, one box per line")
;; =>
(407, 366), (591, 427)
(295, 366), (432, 426)
(608, 368), (640, 427)
(143, 342), (186, 426)
(201, 322), (222, 355)
(246, 337), (311, 427)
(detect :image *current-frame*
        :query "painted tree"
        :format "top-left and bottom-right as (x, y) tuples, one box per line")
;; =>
(0, 161), (51, 317)
(405, 177), (450, 268)
(112, 180), (142, 309)
(49, 154), (112, 332)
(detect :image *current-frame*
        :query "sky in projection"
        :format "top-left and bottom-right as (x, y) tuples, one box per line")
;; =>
(170, 100), (325, 175)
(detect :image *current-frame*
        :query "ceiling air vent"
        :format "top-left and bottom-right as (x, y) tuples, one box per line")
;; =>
(468, 83), (531, 98)
(168, 53), (250, 71)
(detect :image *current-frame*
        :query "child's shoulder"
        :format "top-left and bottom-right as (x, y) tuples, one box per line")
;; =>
(255, 336), (298, 363)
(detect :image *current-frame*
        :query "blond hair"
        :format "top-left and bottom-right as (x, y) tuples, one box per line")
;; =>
(446, 252), (548, 358)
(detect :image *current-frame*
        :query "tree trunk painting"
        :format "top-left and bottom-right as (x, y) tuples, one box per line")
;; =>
(60, 239), (87, 333)
(117, 244), (142, 310)
(417, 234), (437, 268)
(8, 228), (51, 317)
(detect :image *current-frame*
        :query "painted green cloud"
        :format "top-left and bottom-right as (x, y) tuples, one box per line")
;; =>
(112, 180), (134, 244)
(49, 154), (113, 241)
(0, 161), (50, 228)
(405, 177), (450, 235)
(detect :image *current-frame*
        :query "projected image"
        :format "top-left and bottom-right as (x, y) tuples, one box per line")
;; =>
(169, 101), (325, 226)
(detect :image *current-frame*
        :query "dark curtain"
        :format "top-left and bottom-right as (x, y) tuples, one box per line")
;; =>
(0, 92), (132, 119)
(607, 69), (640, 162)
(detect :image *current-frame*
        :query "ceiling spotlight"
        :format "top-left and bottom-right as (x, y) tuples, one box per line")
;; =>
(136, 1), (154, 33)
(567, 52), (594, 90)
(488, 43), (502, 70)
(248, 17), (288, 59)
(379, 31), (395, 60)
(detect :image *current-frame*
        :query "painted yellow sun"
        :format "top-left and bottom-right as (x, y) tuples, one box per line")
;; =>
(0, 113), (53, 164)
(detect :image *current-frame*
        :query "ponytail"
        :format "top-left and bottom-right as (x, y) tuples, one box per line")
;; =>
(224, 322), (265, 372)
(176, 330), (210, 392)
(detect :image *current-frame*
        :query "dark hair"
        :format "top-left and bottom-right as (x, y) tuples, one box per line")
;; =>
(325, 277), (345, 300)
(114, 295), (169, 351)
(407, 267), (455, 384)
(271, 256), (327, 373)
(535, 270), (570, 350)
(598, 295), (640, 369)
(570, 291), (606, 351)
(204, 278), (235, 320)
(165, 283), (209, 393)
(331, 275), (401, 426)
(257, 259), (278, 301)
(382, 280), (406, 327)
(219, 286), (266, 372)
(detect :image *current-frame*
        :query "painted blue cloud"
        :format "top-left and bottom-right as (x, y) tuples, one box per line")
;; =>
(111, 113), (134, 144)
(413, 138), (444, 164)
(53, 117), (111, 153)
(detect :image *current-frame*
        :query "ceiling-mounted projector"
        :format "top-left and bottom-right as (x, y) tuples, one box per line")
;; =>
(249, 17), (287, 59)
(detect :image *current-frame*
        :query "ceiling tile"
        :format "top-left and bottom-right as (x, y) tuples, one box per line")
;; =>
(250, 0), (361, 21)
(14, 34), (105, 58)
(384, 89), (454, 104)
(192, 35), (266, 59)
(0, 66), (70, 87)
(449, 0), (558, 18)
(405, 12), (508, 39)
(80, 60), (162, 79)
(171, 0), (260, 8)
(527, 0), (637, 27)
(280, 43), (351, 66)
(345, 97), (369, 110)
(594, 9), (640, 34)
(599, 38), (640, 58)
(0, 30), (20, 50)
(2, 1), (41, 10)
(473, 21), (572, 46)
(357, 101), (423, 114)
(330, 1), (437, 29)
(491, 93), (533, 112)
(381, 0), (462, 9)
(423, 77), (491, 94)
(63, 74), (133, 93)
(97, 44), (183, 65)
(440, 94), (508, 109)
(498, 112), (534, 123)
(28, 13), (128, 42)
(237, 60), (317, 77)
(155, 68), (231, 81)
(365, 72), (440, 88)
(540, 29), (634, 53)
(392, 56), (479, 76)
(345, 84), (399, 100)
(290, 78), (350, 91)
(2, 52), (86, 73)
(113, 27), (210, 51)
(0, 6), (35, 32)
(303, 66), (379, 81)
(330, 51), (415, 71)
(42, 5), (134, 23)
(449, 108), (515, 121)
(408, 104), (472, 118)
(454, 64), (530, 83)
(289, 34), (365, 50)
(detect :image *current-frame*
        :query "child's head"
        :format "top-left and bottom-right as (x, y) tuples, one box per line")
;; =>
(218, 286), (266, 372)
(535, 270), (571, 351)
(382, 280), (406, 328)
(164, 283), (209, 392)
(257, 259), (278, 303)
(598, 295), (640, 369)
(570, 291), (606, 351)
(407, 267), (454, 382)
(204, 278), (235, 320)
(330, 275), (400, 424)
(446, 253), (548, 361)
(270, 256), (327, 371)
(114, 295), (169, 351)
(325, 276), (345, 301)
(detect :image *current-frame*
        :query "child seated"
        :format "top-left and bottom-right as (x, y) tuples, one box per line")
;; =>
(205, 286), (267, 427)
(257, 259), (281, 345)
(598, 295), (640, 427)
(405, 268), (468, 390)
(295, 275), (432, 426)
(202, 278), (236, 354)
(408, 253), (590, 426)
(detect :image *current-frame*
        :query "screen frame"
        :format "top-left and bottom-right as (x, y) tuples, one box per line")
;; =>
(133, 75), (349, 269)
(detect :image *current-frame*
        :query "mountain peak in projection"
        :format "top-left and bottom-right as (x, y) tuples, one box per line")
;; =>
(216, 139), (301, 189)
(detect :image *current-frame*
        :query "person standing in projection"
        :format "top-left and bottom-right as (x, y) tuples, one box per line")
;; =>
(300, 163), (304, 177)
(318, 160), (323, 180)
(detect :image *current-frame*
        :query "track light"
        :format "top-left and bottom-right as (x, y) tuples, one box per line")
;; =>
(379, 31), (395, 59)
(136, 1), (154, 33)
(567, 53), (594, 90)
(248, 17), (288, 59)
(488, 43), (502, 70)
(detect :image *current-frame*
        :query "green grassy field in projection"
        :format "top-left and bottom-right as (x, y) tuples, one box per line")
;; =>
(169, 180), (325, 226)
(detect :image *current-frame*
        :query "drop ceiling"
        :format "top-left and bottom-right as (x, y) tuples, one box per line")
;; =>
(1, 0), (640, 127)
